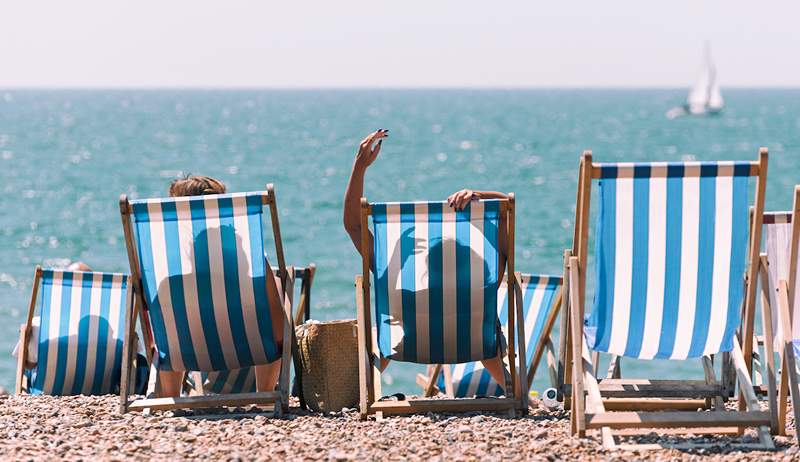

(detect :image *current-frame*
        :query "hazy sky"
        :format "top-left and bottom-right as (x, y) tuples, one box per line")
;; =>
(1, 1), (797, 88)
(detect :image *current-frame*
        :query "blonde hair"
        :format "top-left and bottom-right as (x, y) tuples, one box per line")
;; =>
(169, 175), (226, 197)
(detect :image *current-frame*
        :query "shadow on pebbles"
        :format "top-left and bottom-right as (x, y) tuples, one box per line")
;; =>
(0, 394), (797, 461)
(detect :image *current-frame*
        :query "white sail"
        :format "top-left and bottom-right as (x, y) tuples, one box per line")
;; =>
(684, 43), (723, 115)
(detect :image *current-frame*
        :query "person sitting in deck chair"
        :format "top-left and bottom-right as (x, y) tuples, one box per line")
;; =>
(343, 129), (512, 391)
(156, 175), (287, 397)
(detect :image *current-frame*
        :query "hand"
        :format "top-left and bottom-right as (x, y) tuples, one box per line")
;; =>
(447, 189), (478, 210)
(354, 129), (389, 170)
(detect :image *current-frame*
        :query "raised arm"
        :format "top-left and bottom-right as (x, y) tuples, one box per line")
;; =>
(343, 129), (389, 257)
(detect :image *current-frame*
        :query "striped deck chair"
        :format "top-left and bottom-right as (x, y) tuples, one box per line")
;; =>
(15, 267), (136, 399)
(754, 189), (800, 441)
(562, 150), (775, 450)
(417, 273), (563, 398)
(118, 185), (295, 415)
(355, 197), (527, 418)
(193, 265), (315, 396)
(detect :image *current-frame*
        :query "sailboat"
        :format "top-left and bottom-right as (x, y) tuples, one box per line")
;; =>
(666, 43), (724, 119)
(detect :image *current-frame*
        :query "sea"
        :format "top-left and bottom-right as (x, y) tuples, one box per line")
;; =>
(1, 89), (798, 395)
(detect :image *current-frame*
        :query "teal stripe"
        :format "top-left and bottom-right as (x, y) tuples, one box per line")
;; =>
(482, 201), (499, 359)
(590, 176), (617, 351)
(399, 203), (417, 361)
(689, 169), (717, 357)
(656, 166), (685, 358)
(455, 205), (472, 363)
(32, 272), (53, 395)
(372, 204), (391, 358)
(427, 203), (444, 364)
(91, 273), (113, 393)
(246, 194), (279, 363)
(625, 171), (650, 357)
(721, 175), (749, 351)
(70, 275), (93, 395)
(51, 273), (73, 395)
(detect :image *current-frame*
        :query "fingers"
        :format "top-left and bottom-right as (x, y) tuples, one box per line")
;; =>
(447, 189), (475, 210)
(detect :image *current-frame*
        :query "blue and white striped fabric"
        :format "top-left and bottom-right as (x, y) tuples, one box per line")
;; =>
(32, 269), (130, 396)
(371, 200), (501, 364)
(586, 162), (752, 359)
(130, 192), (280, 372)
(442, 274), (562, 397)
(763, 212), (800, 358)
(202, 368), (256, 394)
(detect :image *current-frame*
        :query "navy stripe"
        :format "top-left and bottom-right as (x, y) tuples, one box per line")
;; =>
(656, 169), (684, 358)
(689, 172), (717, 356)
(246, 194), (279, 363)
(591, 179), (616, 351)
(399, 203), (417, 360)
(189, 200), (226, 370)
(482, 201), (499, 359)
(162, 201), (199, 370)
(372, 204), (391, 358)
(475, 369), (491, 396)
(625, 174), (650, 357)
(112, 281), (127, 393)
(217, 196), (254, 367)
(91, 274), (113, 393)
(70, 275), (93, 395)
(51, 273), (73, 395)
(721, 176), (749, 351)
(427, 203), (444, 364)
(455, 204), (472, 363)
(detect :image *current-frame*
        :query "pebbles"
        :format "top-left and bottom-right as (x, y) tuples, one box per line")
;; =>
(0, 395), (796, 460)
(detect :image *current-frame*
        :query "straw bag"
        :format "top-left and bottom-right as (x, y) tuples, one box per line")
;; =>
(295, 319), (359, 413)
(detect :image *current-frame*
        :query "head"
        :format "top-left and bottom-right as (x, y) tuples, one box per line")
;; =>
(169, 175), (226, 197)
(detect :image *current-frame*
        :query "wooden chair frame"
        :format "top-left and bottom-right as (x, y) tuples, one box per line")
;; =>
(415, 276), (562, 398)
(355, 195), (527, 418)
(118, 184), (295, 416)
(15, 266), (140, 397)
(560, 150), (775, 450)
(753, 186), (800, 441)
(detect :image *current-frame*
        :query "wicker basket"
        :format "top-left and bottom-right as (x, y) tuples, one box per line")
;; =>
(295, 319), (359, 413)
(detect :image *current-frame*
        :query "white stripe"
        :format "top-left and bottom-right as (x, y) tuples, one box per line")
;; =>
(385, 204), (404, 358)
(102, 275), (124, 392)
(469, 201), (485, 359)
(704, 176), (733, 355)
(496, 282), (509, 326)
(43, 271), (63, 394)
(608, 178), (634, 355)
(148, 201), (185, 370)
(639, 177), (667, 359)
(441, 206), (458, 362)
(465, 364), (483, 397)
(452, 363), (466, 391)
(673, 175), (701, 359)
(414, 203), (430, 363)
(525, 278), (546, 347)
(62, 272), (83, 394)
(175, 200), (212, 369)
(232, 195), (268, 365)
(81, 273), (103, 394)
(204, 199), (239, 369)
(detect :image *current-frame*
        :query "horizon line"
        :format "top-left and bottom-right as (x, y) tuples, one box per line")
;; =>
(1, 85), (800, 91)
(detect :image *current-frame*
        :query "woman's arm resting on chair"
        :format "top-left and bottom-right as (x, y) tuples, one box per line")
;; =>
(343, 129), (388, 256)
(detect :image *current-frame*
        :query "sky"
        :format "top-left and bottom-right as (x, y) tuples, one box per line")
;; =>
(1, 1), (798, 88)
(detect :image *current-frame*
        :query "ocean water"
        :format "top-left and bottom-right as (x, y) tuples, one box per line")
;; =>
(1, 89), (799, 395)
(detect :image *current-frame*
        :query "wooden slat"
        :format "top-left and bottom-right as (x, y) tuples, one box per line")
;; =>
(601, 398), (708, 411)
(563, 380), (722, 398)
(585, 411), (771, 430)
(369, 398), (516, 415)
(611, 426), (740, 436)
(129, 391), (282, 411)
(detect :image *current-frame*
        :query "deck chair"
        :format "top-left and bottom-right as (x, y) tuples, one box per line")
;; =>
(563, 150), (775, 450)
(192, 265), (316, 396)
(355, 197), (527, 418)
(118, 186), (294, 415)
(15, 267), (137, 399)
(417, 273), (562, 398)
(754, 189), (800, 441)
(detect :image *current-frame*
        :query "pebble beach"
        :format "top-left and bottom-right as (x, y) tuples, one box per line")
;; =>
(1, 394), (797, 461)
